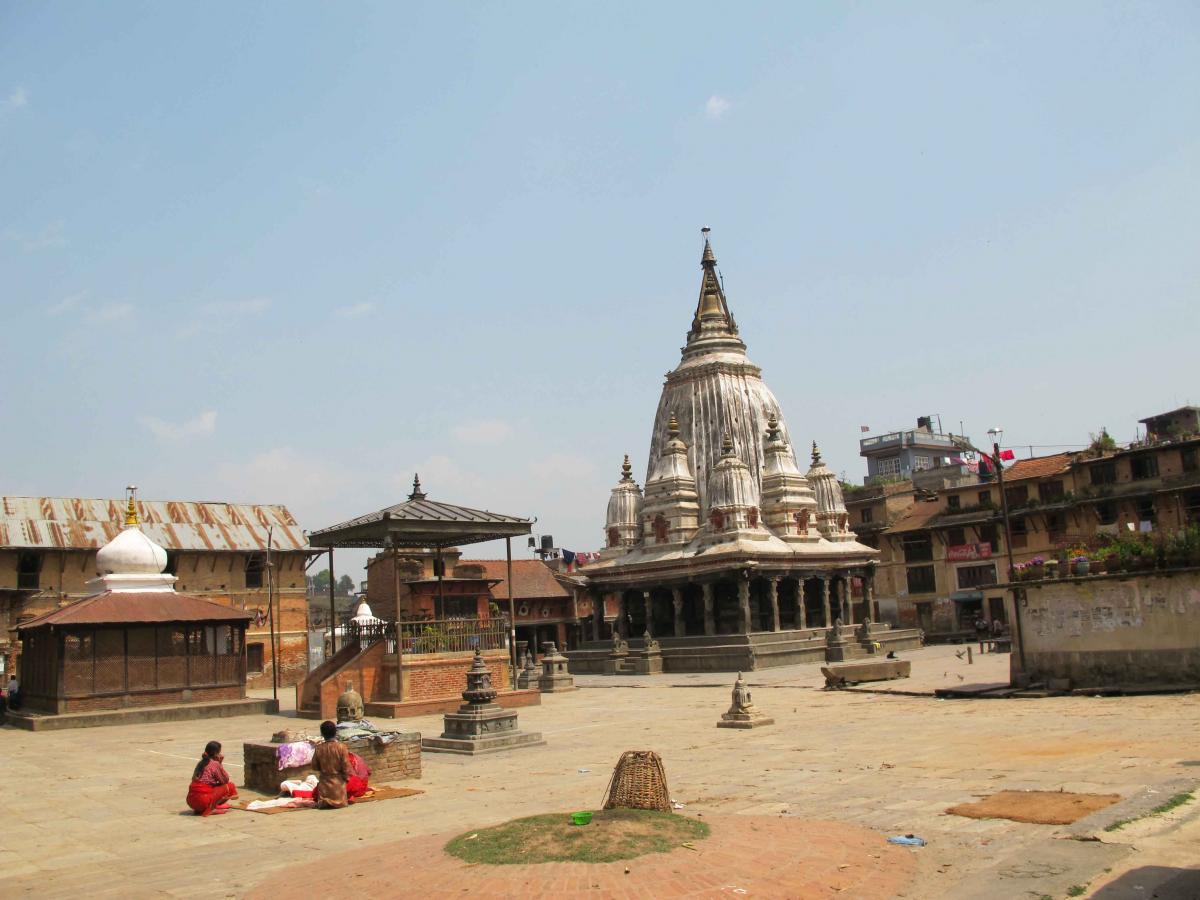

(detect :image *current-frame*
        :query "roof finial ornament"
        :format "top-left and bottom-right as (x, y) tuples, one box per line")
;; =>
(124, 485), (139, 527)
(765, 414), (781, 443)
(701, 226), (715, 264)
(408, 473), (426, 502)
(667, 412), (680, 438)
(721, 432), (735, 456)
(811, 441), (822, 466)
(620, 454), (634, 482)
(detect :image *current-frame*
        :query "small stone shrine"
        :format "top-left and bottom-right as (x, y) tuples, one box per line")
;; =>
(516, 649), (539, 690)
(336, 681), (364, 722)
(824, 617), (854, 662)
(421, 649), (544, 755)
(536, 642), (576, 693)
(717, 672), (773, 729)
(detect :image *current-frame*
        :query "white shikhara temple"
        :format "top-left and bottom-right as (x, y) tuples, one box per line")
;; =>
(573, 233), (918, 673)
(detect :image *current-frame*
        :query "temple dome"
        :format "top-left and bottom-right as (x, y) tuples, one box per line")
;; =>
(96, 525), (168, 576)
(604, 456), (643, 549)
(703, 433), (765, 534)
(351, 599), (381, 626)
(645, 235), (795, 512)
(89, 490), (178, 593)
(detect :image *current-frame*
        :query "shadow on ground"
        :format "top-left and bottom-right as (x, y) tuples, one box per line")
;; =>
(1091, 865), (1200, 899)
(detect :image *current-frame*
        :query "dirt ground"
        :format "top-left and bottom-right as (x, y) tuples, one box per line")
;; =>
(946, 790), (1122, 825)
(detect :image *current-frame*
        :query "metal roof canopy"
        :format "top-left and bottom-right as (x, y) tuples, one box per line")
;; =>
(307, 486), (533, 550)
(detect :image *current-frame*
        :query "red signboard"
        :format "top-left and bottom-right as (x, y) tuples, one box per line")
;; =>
(947, 542), (993, 562)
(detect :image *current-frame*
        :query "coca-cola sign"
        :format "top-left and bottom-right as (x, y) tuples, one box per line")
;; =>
(947, 542), (992, 562)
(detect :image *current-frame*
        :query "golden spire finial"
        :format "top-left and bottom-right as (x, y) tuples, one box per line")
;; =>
(620, 455), (633, 482)
(124, 485), (139, 526)
(811, 441), (822, 466)
(667, 412), (680, 438)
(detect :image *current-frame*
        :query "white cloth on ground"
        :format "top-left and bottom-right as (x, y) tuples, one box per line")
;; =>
(280, 774), (319, 795)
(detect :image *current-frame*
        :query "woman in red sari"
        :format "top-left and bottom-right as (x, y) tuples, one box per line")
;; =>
(346, 750), (371, 801)
(186, 740), (238, 816)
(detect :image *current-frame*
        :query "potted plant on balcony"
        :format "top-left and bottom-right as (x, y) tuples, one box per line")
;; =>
(1028, 556), (1045, 580)
(1071, 555), (1091, 576)
(1043, 558), (1059, 579)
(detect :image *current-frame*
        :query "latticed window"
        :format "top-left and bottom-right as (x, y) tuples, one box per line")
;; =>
(126, 627), (157, 691)
(93, 629), (125, 694)
(63, 632), (94, 696)
(157, 626), (188, 688)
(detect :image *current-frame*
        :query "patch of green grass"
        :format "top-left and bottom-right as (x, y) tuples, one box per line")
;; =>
(1104, 791), (1194, 832)
(445, 809), (710, 865)
(1067, 885), (1087, 897)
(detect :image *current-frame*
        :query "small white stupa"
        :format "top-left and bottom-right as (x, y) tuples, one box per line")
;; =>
(88, 486), (177, 595)
(350, 598), (381, 627)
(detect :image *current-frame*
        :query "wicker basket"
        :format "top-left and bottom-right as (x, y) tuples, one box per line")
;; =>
(603, 750), (671, 811)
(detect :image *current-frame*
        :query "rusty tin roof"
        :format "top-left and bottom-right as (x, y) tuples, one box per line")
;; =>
(18, 591), (254, 629)
(0, 496), (308, 553)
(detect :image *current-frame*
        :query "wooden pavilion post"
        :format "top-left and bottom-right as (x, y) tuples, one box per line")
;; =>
(328, 548), (336, 655)
(506, 537), (517, 689)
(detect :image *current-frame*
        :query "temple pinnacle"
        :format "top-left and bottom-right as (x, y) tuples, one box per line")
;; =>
(124, 485), (139, 527)
(668, 412), (680, 438)
(811, 441), (822, 466)
(620, 454), (634, 482)
(409, 473), (427, 501)
(721, 432), (735, 456)
(765, 413), (781, 443)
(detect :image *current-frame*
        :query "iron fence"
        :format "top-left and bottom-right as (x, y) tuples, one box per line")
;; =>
(397, 616), (509, 655)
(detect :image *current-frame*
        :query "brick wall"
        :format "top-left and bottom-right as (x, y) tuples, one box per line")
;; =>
(402, 652), (511, 702)
(315, 640), (389, 719)
(242, 732), (422, 794)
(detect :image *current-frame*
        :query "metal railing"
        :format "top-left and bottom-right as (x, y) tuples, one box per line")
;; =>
(396, 616), (509, 656)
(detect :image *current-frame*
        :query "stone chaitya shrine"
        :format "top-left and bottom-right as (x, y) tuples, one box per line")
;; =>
(569, 231), (920, 673)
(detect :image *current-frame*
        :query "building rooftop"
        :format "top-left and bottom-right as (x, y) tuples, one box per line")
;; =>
(0, 496), (307, 553)
(1000, 452), (1076, 482)
(463, 559), (571, 601)
(18, 591), (253, 629)
(885, 501), (943, 534)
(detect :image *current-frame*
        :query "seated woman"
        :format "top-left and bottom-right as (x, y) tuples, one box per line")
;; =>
(346, 750), (371, 801)
(312, 720), (351, 809)
(186, 741), (238, 816)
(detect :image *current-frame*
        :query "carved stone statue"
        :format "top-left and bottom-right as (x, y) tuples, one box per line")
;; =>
(642, 629), (660, 652)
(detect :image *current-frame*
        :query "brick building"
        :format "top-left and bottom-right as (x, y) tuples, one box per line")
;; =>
(365, 551), (578, 651)
(0, 495), (311, 688)
(845, 417), (1200, 639)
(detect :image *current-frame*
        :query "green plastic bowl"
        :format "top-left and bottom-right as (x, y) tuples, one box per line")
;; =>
(571, 811), (593, 826)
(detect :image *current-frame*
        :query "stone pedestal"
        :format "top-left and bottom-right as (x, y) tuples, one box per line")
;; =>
(516, 649), (540, 690)
(422, 649), (544, 756)
(825, 618), (854, 663)
(717, 672), (773, 729)
(537, 642), (576, 692)
(603, 636), (630, 675)
(625, 631), (664, 675)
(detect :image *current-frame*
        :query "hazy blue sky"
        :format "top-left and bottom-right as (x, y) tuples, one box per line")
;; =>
(2, 3), (1197, 577)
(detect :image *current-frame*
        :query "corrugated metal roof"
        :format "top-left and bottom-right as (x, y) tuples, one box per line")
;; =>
(0, 496), (308, 552)
(18, 591), (254, 628)
(309, 496), (533, 548)
(884, 501), (943, 534)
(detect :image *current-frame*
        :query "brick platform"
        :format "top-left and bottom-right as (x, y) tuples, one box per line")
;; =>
(5, 697), (279, 732)
(242, 732), (422, 794)
(245, 814), (916, 898)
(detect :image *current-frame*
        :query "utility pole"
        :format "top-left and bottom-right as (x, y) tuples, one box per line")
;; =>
(266, 525), (278, 702)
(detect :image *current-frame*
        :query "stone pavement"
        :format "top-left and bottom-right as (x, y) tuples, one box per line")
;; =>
(0, 645), (1195, 899)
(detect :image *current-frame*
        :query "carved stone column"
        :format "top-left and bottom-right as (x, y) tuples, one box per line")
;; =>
(702, 583), (715, 636)
(672, 587), (685, 638)
(821, 575), (832, 627)
(840, 576), (854, 626)
(797, 577), (808, 629)
(738, 575), (752, 634)
(643, 590), (654, 638)
(617, 593), (628, 639)
(864, 572), (875, 621)
(768, 577), (781, 632)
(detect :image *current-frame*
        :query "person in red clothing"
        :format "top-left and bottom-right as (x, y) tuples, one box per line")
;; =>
(346, 750), (371, 801)
(186, 740), (238, 816)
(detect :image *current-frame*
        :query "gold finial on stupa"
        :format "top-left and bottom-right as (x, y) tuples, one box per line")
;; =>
(811, 441), (822, 466)
(667, 412), (680, 438)
(124, 485), (139, 526)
